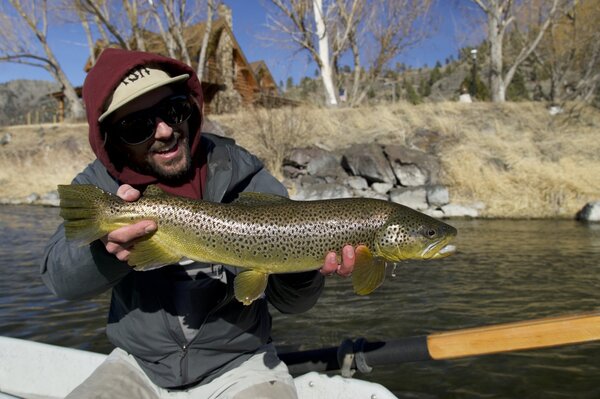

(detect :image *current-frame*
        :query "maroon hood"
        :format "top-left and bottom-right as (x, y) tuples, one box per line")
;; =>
(82, 48), (205, 198)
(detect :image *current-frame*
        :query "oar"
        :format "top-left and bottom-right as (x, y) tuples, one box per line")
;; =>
(278, 312), (600, 376)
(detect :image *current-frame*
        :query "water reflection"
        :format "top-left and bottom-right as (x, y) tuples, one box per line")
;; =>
(1, 206), (599, 398)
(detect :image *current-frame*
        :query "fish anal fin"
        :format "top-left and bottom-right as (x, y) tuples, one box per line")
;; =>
(352, 246), (386, 296)
(128, 233), (181, 271)
(234, 270), (269, 305)
(233, 192), (291, 206)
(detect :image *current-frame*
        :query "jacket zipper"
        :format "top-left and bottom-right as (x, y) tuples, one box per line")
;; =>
(174, 284), (234, 384)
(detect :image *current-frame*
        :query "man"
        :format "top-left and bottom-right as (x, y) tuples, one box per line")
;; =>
(41, 48), (355, 398)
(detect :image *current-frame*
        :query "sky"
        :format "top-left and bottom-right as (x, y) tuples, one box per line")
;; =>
(0, 1), (477, 87)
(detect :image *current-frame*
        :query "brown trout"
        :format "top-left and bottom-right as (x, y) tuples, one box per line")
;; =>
(58, 184), (457, 305)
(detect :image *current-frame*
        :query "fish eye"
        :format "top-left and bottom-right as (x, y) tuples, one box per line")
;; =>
(425, 228), (437, 238)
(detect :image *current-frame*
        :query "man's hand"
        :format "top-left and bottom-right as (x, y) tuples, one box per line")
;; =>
(321, 245), (361, 277)
(101, 184), (157, 263)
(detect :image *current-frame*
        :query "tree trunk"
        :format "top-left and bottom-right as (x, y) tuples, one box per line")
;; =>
(197, 0), (215, 81)
(313, 0), (338, 106)
(488, 10), (506, 102)
(42, 42), (85, 120)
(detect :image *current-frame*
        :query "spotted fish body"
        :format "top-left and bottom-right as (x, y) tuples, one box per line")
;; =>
(58, 184), (457, 305)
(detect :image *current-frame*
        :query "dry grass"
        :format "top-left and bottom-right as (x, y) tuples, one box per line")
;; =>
(213, 102), (600, 218)
(0, 123), (93, 197)
(2, 102), (599, 218)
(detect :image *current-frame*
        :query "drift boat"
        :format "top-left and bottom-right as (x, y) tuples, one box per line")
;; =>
(0, 336), (397, 399)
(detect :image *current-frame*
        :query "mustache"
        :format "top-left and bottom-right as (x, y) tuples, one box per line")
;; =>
(151, 131), (183, 152)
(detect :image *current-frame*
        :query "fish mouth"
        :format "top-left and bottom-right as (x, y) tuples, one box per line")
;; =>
(420, 239), (457, 259)
(431, 244), (456, 259)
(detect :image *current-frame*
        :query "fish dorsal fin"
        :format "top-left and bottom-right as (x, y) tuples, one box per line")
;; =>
(233, 192), (291, 206)
(143, 185), (169, 197)
(352, 246), (387, 296)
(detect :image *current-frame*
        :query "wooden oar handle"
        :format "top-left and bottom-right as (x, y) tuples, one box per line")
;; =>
(427, 312), (600, 360)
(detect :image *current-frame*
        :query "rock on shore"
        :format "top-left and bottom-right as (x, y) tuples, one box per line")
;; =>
(576, 202), (600, 222)
(284, 143), (482, 218)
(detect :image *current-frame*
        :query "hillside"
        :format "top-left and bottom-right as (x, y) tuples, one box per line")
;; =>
(0, 80), (60, 126)
(0, 102), (598, 219)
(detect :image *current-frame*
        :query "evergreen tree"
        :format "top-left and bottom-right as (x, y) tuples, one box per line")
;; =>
(461, 75), (490, 101)
(404, 79), (421, 104)
(506, 71), (530, 101)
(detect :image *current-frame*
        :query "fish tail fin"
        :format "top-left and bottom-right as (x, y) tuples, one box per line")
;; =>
(352, 246), (386, 296)
(234, 270), (269, 305)
(57, 184), (115, 245)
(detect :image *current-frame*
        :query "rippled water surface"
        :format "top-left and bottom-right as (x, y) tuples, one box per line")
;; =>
(1, 205), (599, 398)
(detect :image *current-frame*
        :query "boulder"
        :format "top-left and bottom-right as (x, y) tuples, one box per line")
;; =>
(344, 176), (369, 190)
(285, 147), (345, 179)
(426, 185), (450, 207)
(38, 191), (60, 207)
(353, 189), (388, 201)
(384, 145), (441, 185)
(576, 201), (600, 222)
(394, 164), (427, 186)
(441, 204), (480, 218)
(371, 182), (394, 195)
(25, 193), (40, 204)
(389, 187), (428, 210)
(0, 132), (12, 146)
(282, 165), (305, 179)
(291, 183), (354, 201)
(342, 144), (396, 184)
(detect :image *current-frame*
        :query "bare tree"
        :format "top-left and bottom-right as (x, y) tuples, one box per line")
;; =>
(80, 0), (131, 49)
(124, 0), (147, 51)
(469, 0), (577, 102)
(0, 0), (85, 120)
(313, 0), (338, 105)
(147, 0), (178, 57)
(197, 0), (217, 80)
(348, 0), (433, 106)
(266, 0), (432, 106)
(268, 0), (340, 105)
(159, 0), (192, 65)
(533, 0), (599, 103)
(333, 0), (364, 104)
(77, 0), (206, 65)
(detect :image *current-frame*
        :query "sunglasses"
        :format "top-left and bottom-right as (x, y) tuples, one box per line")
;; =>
(107, 95), (194, 145)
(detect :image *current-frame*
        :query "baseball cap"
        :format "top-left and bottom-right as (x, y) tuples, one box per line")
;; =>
(98, 66), (189, 122)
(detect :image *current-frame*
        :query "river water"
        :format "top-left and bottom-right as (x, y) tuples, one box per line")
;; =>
(1, 205), (599, 398)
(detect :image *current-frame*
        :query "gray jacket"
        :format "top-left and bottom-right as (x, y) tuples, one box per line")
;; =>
(41, 133), (324, 388)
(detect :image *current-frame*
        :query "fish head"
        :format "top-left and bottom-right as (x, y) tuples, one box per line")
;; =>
(374, 209), (457, 261)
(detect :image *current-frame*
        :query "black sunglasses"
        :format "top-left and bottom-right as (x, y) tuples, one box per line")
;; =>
(107, 95), (194, 145)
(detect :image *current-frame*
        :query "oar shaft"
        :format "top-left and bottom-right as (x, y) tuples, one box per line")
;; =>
(427, 312), (600, 360)
(279, 312), (600, 374)
(279, 337), (432, 375)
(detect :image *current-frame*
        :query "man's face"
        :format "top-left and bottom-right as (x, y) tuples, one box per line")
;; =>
(107, 86), (193, 182)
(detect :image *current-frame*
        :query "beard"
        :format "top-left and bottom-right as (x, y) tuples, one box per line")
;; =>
(134, 133), (194, 184)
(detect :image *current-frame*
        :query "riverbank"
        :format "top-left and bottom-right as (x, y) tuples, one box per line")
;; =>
(1, 102), (599, 218)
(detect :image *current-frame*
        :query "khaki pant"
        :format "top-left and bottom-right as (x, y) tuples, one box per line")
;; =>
(66, 345), (298, 399)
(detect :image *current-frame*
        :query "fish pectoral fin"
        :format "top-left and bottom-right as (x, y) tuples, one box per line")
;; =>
(127, 233), (181, 271)
(352, 246), (386, 296)
(234, 270), (269, 305)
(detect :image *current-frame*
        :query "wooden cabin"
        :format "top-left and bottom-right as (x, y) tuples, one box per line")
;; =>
(53, 5), (295, 120)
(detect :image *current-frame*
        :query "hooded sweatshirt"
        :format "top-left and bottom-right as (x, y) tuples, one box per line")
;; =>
(83, 47), (205, 199)
(41, 49), (325, 389)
